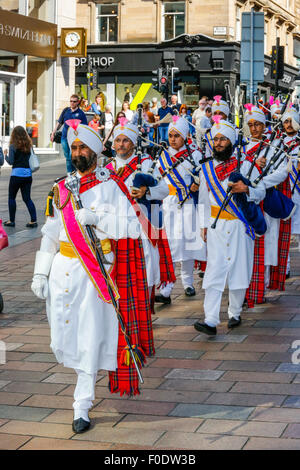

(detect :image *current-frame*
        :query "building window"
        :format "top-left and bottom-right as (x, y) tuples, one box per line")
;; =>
(235, 5), (241, 42)
(162, 2), (185, 41)
(96, 3), (118, 43)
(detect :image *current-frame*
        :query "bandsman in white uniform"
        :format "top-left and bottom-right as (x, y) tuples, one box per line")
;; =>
(194, 119), (265, 335)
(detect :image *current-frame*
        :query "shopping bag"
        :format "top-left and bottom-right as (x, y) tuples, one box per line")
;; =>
(0, 220), (9, 250)
(29, 147), (40, 173)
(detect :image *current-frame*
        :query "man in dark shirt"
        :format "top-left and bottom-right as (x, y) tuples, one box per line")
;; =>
(50, 94), (88, 173)
(157, 98), (173, 144)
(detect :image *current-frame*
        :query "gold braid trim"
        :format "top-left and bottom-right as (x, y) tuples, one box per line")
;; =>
(53, 184), (71, 211)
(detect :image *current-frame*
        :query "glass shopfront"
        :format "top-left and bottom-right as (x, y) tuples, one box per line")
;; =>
(0, 0), (57, 151)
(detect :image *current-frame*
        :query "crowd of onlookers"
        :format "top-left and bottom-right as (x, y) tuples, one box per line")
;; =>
(66, 93), (215, 160)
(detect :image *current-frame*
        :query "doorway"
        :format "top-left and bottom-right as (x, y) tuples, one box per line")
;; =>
(0, 78), (15, 146)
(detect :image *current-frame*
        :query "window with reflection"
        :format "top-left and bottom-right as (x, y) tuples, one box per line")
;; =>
(162, 2), (185, 41)
(96, 4), (118, 43)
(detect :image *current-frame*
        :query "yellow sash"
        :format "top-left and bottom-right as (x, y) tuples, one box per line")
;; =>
(60, 240), (111, 258)
(211, 206), (238, 221)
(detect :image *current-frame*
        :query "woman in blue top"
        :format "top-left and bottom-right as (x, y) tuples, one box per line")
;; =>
(4, 126), (37, 228)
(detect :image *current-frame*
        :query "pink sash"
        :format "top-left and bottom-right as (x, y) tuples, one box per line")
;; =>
(58, 180), (119, 304)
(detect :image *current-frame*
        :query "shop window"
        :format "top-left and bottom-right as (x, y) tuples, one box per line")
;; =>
(26, 56), (54, 148)
(96, 4), (118, 43)
(162, 2), (185, 41)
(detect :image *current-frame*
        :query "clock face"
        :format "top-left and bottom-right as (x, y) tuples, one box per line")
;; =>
(65, 32), (80, 48)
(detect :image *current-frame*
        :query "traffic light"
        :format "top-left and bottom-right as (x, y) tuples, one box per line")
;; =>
(271, 45), (285, 81)
(160, 72), (169, 96)
(171, 67), (181, 94)
(152, 68), (162, 91)
(277, 46), (284, 80)
(88, 69), (97, 89)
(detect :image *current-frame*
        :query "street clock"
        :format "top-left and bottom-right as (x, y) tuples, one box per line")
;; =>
(61, 28), (87, 57)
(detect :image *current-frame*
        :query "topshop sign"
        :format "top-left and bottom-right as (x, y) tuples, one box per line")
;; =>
(75, 56), (115, 68)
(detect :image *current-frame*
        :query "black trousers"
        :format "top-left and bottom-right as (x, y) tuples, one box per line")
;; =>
(8, 175), (37, 223)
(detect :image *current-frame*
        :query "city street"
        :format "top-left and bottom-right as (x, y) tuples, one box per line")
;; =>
(1, 159), (300, 450)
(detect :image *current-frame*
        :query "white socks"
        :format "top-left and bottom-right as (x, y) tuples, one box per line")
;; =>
(74, 409), (90, 422)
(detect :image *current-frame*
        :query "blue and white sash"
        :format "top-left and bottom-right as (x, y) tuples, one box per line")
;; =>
(289, 164), (300, 195)
(159, 149), (191, 203)
(202, 160), (255, 240)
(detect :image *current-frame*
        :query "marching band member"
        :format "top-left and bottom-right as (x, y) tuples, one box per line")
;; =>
(281, 107), (300, 273)
(106, 118), (175, 305)
(243, 104), (291, 306)
(155, 116), (206, 303)
(31, 121), (154, 434)
(194, 118), (266, 336)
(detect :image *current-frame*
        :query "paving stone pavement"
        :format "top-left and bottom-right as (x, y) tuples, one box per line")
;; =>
(1, 160), (300, 450)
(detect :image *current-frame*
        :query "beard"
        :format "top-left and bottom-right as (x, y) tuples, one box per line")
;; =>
(72, 152), (97, 173)
(213, 143), (233, 162)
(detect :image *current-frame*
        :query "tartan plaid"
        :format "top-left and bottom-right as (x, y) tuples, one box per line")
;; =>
(246, 230), (265, 308)
(111, 156), (150, 181)
(108, 238), (155, 396)
(246, 141), (269, 161)
(215, 156), (238, 182)
(158, 149), (189, 176)
(79, 173), (99, 194)
(110, 164), (175, 287)
(157, 228), (176, 285)
(245, 152), (265, 307)
(268, 177), (292, 291)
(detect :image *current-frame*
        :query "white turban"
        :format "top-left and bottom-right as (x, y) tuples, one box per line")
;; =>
(212, 95), (230, 117)
(113, 120), (139, 145)
(67, 120), (103, 156)
(211, 118), (236, 146)
(244, 104), (266, 126)
(281, 106), (300, 133)
(270, 102), (283, 118)
(168, 116), (190, 140)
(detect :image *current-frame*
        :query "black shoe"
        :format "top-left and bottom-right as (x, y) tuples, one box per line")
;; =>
(286, 271), (290, 279)
(185, 287), (196, 297)
(26, 222), (38, 228)
(154, 294), (171, 305)
(72, 418), (90, 434)
(228, 316), (241, 329)
(194, 321), (217, 336)
(4, 221), (15, 227)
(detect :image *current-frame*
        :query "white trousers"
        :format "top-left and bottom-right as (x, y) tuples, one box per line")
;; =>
(73, 369), (97, 412)
(160, 259), (195, 297)
(204, 287), (246, 327)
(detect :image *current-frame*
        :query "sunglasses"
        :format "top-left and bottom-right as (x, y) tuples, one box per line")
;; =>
(70, 100), (79, 103)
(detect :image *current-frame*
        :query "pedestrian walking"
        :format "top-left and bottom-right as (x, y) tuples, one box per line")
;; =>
(3, 126), (38, 228)
(50, 94), (88, 174)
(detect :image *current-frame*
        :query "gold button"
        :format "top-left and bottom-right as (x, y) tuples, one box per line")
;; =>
(65, 289), (69, 293)
(66, 320), (69, 324)
(91, 207), (95, 211)
(66, 304), (69, 308)
(66, 272), (69, 276)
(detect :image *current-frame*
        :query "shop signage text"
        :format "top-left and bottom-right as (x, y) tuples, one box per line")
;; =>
(0, 10), (57, 60)
(75, 56), (115, 68)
